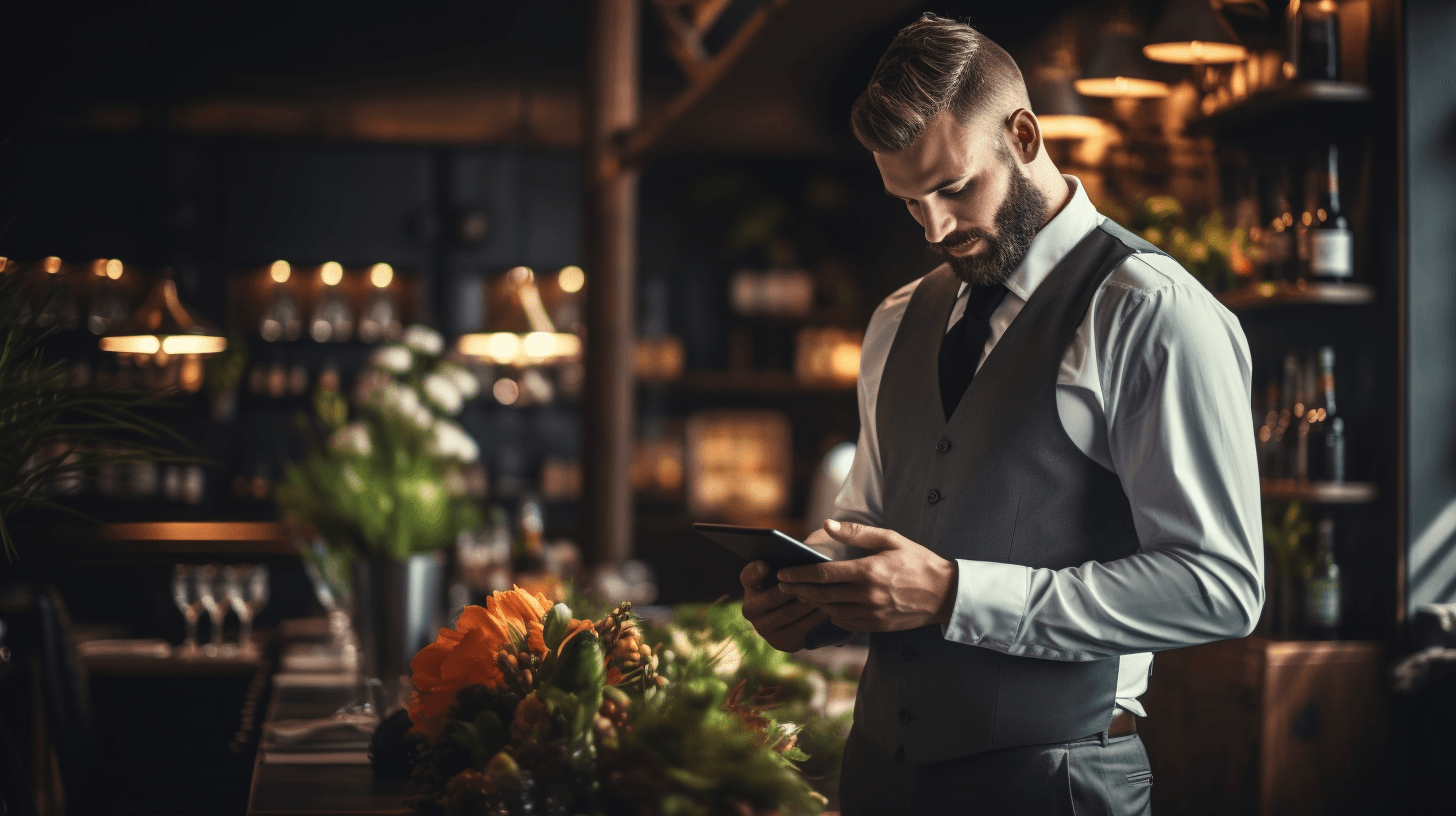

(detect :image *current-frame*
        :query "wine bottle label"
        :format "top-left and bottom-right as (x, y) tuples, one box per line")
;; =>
(1310, 230), (1353, 277)
(1306, 578), (1341, 626)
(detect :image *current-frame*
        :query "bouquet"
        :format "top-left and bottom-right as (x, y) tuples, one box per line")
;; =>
(399, 587), (828, 816)
(276, 325), (482, 561)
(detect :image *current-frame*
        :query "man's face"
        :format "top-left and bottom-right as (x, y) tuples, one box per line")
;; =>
(876, 110), (1048, 286)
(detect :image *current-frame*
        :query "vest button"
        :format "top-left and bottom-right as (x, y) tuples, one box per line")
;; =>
(937, 439), (951, 452)
(901, 646), (915, 661)
(927, 490), (940, 504)
(898, 710), (913, 724)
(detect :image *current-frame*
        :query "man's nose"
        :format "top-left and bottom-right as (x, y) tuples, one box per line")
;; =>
(921, 199), (956, 245)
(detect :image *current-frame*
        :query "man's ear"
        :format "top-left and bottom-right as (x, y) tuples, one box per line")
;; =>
(1006, 108), (1042, 164)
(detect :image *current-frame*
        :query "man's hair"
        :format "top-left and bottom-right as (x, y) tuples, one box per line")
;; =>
(851, 13), (1028, 154)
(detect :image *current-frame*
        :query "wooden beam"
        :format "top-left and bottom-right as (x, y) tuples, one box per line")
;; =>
(650, 0), (711, 81)
(620, 0), (788, 166)
(583, 0), (641, 566)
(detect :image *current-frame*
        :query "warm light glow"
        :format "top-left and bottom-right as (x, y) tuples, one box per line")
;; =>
(270, 260), (291, 283)
(1144, 40), (1247, 65)
(458, 331), (581, 365)
(492, 377), (520, 405)
(1073, 76), (1171, 98)
(830, 342), (862, 380)
(558, 265), (585, 293)
(507, 266), (533, 284)
(1037, 115), (1108, 140)
(44, 257), (62, 274)
(161, 335), (227, 355)
(321, 261), (344, 286)
(0, 258), (8, 273)
(100, 335), (161, 354)
(101, 335), (227, 355)
(370, 263), (394, 288)
(106, 259), (123, 280)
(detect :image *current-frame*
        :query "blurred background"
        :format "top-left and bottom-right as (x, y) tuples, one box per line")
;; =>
(1, 0), (1453, 814)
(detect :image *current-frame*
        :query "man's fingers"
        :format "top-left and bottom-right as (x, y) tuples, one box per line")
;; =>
(779, 608), (831, 642)
(779, 581), (860, 605)
(777, 559), (865, 585)
(756, 598), (822, 634)
(739, 560), (772, 592)
(823, 519), (904, 550)
(742, 584), (796, 617)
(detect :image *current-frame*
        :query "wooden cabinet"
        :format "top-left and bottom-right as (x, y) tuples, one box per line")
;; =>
(1139, 637), (1385, 816)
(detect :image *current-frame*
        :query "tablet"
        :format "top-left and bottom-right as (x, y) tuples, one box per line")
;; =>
(692, 523), (831, 588)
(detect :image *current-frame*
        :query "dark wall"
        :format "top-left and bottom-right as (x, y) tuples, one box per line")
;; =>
(1404, 0), (1456, 612)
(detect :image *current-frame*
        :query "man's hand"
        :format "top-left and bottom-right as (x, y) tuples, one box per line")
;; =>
(777, 519), (958, 632)
(739, 560), (830, 653)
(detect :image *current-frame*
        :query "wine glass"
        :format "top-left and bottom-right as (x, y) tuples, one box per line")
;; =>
(227, 564), (270, 659)
(172, 564), (203, 659)
(195, 564), (228, 657)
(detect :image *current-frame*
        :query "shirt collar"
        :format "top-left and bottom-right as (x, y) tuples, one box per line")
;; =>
(955, 174), (1101, 302)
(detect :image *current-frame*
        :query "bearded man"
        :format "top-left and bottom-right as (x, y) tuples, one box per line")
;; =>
(739, 14), (1263, 815)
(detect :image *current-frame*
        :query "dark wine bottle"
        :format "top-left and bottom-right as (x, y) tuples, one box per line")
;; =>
(1309, 145), (1354, 281)
(1304, 518), (1342, 640)
(1286, 0), (1341, 81)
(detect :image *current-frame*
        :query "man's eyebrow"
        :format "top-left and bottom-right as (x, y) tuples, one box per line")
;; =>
(883, 174), (971, 199)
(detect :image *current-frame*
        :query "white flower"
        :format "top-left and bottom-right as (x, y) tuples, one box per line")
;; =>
(403, 325), (444, 356)
(328, 422), (372, 457)
(410, 403), (434, 430)
(371, 345), (412, 373)
(426, 419), (479, 463)
(422, 373), (463, 415)
(438, 363), (480, 399)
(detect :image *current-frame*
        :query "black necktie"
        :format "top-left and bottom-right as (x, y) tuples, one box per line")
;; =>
(938, 283), (1010, 421)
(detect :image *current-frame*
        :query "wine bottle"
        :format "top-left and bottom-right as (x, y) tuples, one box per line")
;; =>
(1286, 0), (1341, 81)
(1265, 168), (1297, 282)
(1306, 346), (1337, 480)
(1309, 144), (1354, 281)
(1304, 518), (1342, 640)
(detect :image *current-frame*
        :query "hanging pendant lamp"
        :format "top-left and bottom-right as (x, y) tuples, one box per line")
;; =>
(1027, 31), (1107, 141)
(457, 266), (582, 366)
(1143, 0), (1248, 64)
(1075, 18), (1171, 98)
(100, 268), (227, 356)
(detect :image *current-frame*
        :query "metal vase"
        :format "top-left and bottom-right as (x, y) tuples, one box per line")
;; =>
(352, 551), (447, 685)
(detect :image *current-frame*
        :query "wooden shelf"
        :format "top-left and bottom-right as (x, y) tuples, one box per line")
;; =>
(1261, 479), (1378, 504)
(650, 370), (855, 395)
(1199, 80), (1373, 135)
(17, 521), (294, 558)
(1217, 281), (1375, 311)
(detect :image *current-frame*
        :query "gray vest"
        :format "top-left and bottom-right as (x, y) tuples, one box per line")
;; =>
(858, 221), (1166, 766)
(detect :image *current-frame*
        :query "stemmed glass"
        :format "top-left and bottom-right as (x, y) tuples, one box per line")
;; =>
(195, 565), (229, 657)
(172, 564), (204, 659)
(225, 564), (270, 659)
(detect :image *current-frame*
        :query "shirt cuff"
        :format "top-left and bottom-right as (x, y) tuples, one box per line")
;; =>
(941, 560), (1031, 649)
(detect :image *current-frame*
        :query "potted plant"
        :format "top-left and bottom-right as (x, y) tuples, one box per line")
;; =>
(276, 324), (483, 684)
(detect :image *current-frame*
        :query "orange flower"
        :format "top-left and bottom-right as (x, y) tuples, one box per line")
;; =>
(408, 586), (553, 739)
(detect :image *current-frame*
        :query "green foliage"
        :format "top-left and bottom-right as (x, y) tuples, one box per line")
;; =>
(1121, 194), (1256, 291)
(275, 330), (482, 560)
(0, 271), (194, 559)
(1264, 501), (1314, 579)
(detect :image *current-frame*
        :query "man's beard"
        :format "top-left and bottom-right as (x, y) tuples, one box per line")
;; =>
(932, 161), (1049, 286)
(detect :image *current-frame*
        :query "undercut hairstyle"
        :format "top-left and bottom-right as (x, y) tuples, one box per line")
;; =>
(851, 13), (1029, 154)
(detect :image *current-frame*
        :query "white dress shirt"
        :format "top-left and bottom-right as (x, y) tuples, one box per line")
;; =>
(832, 175), (1264, 716)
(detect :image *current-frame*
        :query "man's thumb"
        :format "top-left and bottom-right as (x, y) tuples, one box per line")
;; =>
(824, 519), (897, 549)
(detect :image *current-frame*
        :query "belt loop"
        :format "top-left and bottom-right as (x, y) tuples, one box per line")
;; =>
(1100, 728), (1109, 748)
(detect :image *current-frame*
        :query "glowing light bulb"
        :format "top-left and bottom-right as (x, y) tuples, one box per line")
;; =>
(321, 261), (343, 286)
(44, 257), (62, 274)
(558, 265), (585, 293)
(370, 263), (394, 288)
(106, 259), (123, 280)
(270, 261), (291, 283)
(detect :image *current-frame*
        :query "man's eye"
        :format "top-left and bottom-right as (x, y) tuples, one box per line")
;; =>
(939, 186), (969, 199)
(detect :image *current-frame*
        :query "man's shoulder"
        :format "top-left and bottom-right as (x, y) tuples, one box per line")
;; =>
(868, 264), (949, 329)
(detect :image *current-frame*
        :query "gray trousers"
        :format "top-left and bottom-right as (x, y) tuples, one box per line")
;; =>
(839, 725), (1154, 815)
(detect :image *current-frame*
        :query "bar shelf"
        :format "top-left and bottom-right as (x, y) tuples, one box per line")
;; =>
(1218, 281), (1375, 312)
(1260, 478), (1378, 504)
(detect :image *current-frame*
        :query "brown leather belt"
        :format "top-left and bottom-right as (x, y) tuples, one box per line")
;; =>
(1108, 708), (1138, 738)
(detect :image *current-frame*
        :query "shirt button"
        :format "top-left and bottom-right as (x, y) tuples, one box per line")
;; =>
(927, 490), (940, 504)
(901, 646), (915, 661)
(936, 439), (951, 452)
(898, 710), (913, 724)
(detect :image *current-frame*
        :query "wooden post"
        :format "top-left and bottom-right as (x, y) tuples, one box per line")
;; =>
(584, 0), (639, 565)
